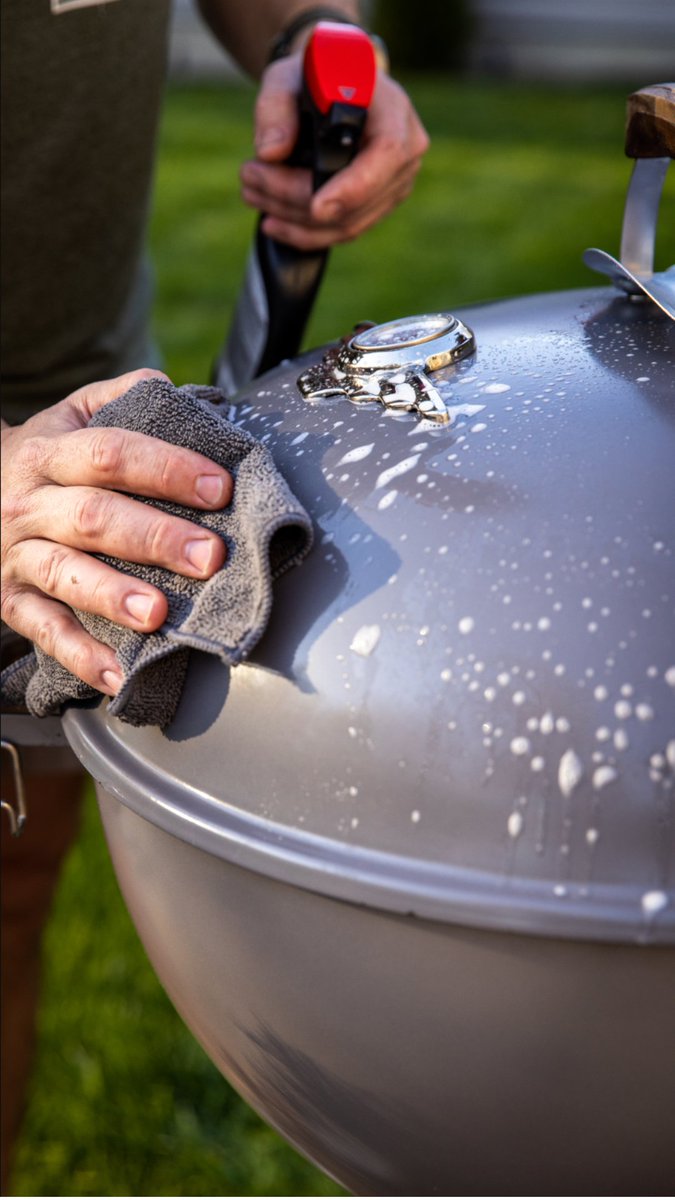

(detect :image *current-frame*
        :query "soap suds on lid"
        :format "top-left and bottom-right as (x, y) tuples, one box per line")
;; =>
(558, 749), (583, 797)
(593, 765), (617, 791)
(375, 454), (420, 490)
(350, 625), (381, 657)
(510, 737), (531, 757)
(337, 443), (374, 465)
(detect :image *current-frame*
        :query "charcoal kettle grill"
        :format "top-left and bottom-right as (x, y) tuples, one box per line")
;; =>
(3, 84), (674, 1195)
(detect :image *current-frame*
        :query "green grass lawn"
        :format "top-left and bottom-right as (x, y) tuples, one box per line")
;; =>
(10, 76), (674, 1198)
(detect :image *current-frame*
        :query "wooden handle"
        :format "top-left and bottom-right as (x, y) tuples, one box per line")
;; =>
(625, 83), (675, 158)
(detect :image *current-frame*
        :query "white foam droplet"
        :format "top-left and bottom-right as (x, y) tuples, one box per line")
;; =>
(665, 667), (675, 688)
(636, 703), (654, 721)
(377, 489), (398, 511)
(337, 443), (374, 465)
(558, 749), (583, 797)
(641, 891), (669, 918)
(594, 686), (608, 702)
(667, 741), (675, 771)
(445, 402), (486, 422)
(350, 625), (381, 657)
(507, 811), (523, 838)
(511, 737), (530, 757)
(593, 765), (617, 791)
(411, 809), (421, 824)
(586, 828), (599, 845)
(540, 712), (555, 735)
(375, 454), (420, 490)
(458, 617), (474, 635)
(483, 382), (510, 394)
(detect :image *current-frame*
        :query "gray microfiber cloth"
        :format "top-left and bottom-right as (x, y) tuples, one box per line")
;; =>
(1, 378), (313, 728)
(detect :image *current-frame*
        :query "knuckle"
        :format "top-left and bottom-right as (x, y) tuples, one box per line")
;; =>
(33, 612), (69, 660)
(157, 448), (180, 494)
(13, 434), (50, 481)
(1, 488), (31, 533)
(142, 511), (173, 562)
(73, 490), (112, 540)
(69, 640), (98, 685)
(1, 586), (23, 630)
(89, 427), (127, 478)
(35, 546), (71, 596)
(128, 367), (168, 385)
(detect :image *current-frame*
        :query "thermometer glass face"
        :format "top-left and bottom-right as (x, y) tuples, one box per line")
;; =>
(352, 314), (455, 353)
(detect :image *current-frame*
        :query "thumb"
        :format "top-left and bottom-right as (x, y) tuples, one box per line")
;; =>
(254, 57), (301, 162)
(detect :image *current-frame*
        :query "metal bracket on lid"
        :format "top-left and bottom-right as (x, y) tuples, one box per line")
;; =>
(584, 83), (674, 320)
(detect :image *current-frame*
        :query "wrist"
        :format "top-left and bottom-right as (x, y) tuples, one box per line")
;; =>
(267, 7), (360, 65)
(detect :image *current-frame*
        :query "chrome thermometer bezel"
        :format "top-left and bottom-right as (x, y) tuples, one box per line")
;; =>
(297, 313), (476, 424)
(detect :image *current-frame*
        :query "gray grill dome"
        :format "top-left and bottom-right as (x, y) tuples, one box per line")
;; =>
(62, 78), (675, 1199)
(64, 285), (675, 1196)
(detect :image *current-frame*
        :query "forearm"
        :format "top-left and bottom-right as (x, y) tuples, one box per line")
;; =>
(196, 0), (361, 78)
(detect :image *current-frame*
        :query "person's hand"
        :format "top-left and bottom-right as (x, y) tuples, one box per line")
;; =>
(1, 370), (232, 696)
(239, 53), (429, 250)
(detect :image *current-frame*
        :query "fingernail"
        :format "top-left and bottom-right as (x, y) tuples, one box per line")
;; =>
(101, 668), (123, 694)
(185, 538), (215, 573)
(124, 593), (156, 625)
(195, 474), (226, 506)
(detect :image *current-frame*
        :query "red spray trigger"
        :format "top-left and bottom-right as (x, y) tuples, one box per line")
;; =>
(303, 22), (377, 115)
(291, 22), (377, 190)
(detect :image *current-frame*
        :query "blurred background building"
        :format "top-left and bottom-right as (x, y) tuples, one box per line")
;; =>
(169, 0), (675, 83)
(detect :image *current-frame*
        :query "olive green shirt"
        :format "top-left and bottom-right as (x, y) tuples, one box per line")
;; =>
(1, 0), (171, 421)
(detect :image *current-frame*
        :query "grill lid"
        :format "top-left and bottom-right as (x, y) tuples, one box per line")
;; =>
(64, 285), (675, 945)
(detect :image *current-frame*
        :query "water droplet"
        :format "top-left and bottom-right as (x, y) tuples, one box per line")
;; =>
(507, 811), (523, 838)
(558, 749), (583, 797)
(593, 765), (617, 791)
(511, 737), (531, 757)
(350, 625), (381, 657)
(337, 442), (374, 465)
(641, 891), (669, 918)
(458, 617), (474, 635)
(378, 489), (398, 511)
(614, 729), (629, 752)
(375, 454), (420, 490)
